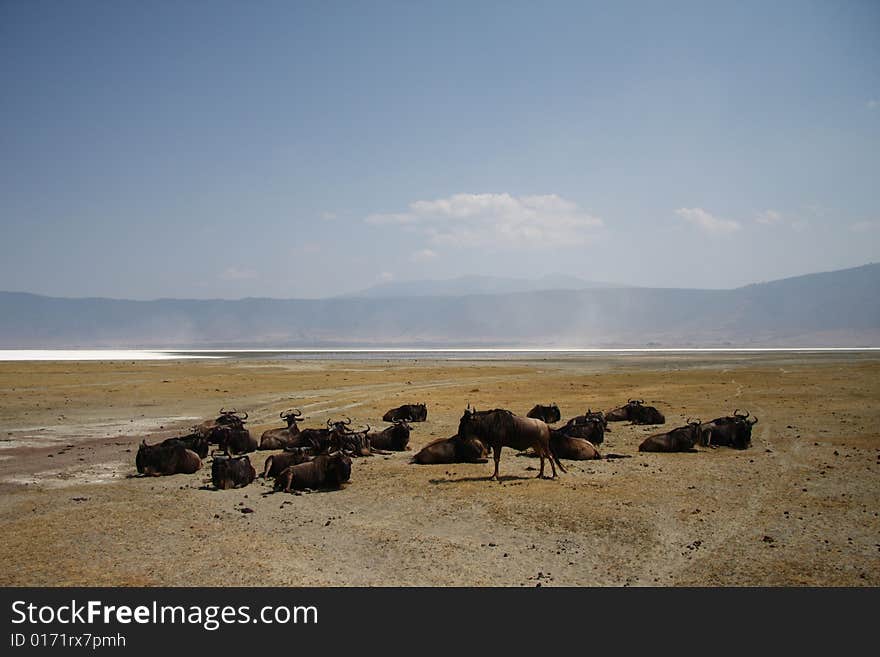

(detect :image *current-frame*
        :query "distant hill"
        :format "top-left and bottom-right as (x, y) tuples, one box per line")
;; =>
(342, 274), (628, 298)
(1, 263), (878, 348)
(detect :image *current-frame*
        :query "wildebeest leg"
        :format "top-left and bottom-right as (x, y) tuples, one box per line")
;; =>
(281, 469), (294, 493)
(262, 456), (273, 479)
(537, 451), (546, 478)
(546, 445), (559, 478)
(490, 446), (501, 480)
(550, 448), (567, 474)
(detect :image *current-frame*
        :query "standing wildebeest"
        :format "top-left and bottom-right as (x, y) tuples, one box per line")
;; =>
(211, 453), (257, 489)
(700, 410), (758, 449)
(456, 407), (565, 480)
(411, 435), (489, 464)
(548, 431), (602, 460)
(606, 399), (665, 425)
(557, 410), (607, 445)
(136, 440), (201, 476)
(639, 420), (703, 452)
(366, 419), (412, 451)
(258, 409), (304, 450)
(383, 403), (427, 422)
(274, 452), (352, 492)
(526, 403), (561, 424)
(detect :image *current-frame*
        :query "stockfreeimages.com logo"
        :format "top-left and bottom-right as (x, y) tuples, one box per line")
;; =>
(11, 600), (317, 632)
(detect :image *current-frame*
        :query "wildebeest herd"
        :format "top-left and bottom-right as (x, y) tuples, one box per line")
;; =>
(135, 399), (758, 492)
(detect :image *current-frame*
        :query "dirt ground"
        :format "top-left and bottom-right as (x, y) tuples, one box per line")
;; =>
(0, 353), (877, 586)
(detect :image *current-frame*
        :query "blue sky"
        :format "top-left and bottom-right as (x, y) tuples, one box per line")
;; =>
(1, 0), (878, 299)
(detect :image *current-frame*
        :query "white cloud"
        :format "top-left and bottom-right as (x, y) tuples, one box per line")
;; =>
(320, 212), (337, 221)
(365, 193), (603, 248)
(220, 266), (257, 281)
(376, 271), (394, 283)
(755, 209), (807, 232)
(755, 209), (783, 224)
(410, 248), (438, 263)
(868, 99), (879, 110)
(851, 220), (880, 233)
(676, 207), (741, 234)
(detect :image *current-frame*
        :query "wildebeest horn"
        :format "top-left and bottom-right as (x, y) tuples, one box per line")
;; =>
(749, 416), (758, 425)
(220, 407), (233, 414)
(344, 416), (352, 426)
(362, 424), (371, 433)
(237, 411), (248, 420)
(326, 418), (333, 428)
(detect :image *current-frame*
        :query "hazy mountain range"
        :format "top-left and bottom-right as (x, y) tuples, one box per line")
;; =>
(1, 264), (878, 348)
(341, 274), (629, 298)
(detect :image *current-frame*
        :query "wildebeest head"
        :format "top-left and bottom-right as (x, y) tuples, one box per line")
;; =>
(280, 408), (304, 429)
(218, 408), (248, 425)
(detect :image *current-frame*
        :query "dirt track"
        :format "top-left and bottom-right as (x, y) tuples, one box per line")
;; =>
(0, 353), (878, 586)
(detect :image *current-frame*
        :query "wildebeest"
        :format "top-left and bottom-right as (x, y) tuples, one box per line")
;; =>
(135, 440), (202, 476)
(274, 452), (352, 492)
(456, 406), (565, 480)
(212, 424), (258, 454)
(548, 431), (602, 460)
(258, 409), (304, 450)
(638, 420), (703, 452)
(335, 423), (373, 457)
(365, 419), (412, 451)
(195, 408), (248, 437)
(526, 403), (561, 424)
(700, 410), (758, 449)
(606, 399), (665, 425)
(262, 448), (314, 479)
(285, 418), (355, 453)
(159, 432), (209, 458)
(556, 410), (607, 445)
(382, 403), (427, 423)
(211, 453), (257, 489)
(411, 435), (489, 464)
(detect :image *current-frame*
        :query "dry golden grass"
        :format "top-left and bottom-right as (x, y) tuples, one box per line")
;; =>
(0, 353), (878, 586)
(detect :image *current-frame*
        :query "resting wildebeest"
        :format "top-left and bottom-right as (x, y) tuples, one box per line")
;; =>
(526, 403), (561, 424)
(159, 432), (210, 458)
(211, 424), (257, 454)
(135, 440), (201, 476)
(411, 435), (489, 464)
(335, 423), (373, 457)
(196, 408), (248, 437)
(557, 410), (607, 445)
(548, 431), (602, 460)
(457, 406), (565, 480)
(606, 399), (665, 425)
(365, 419), (412, 451)
(258, 409), (304, 450)
(211, 453), (257, 489)
(262, 448), (314, 479)
(382, 403), (427, 422)
(638, 420), (703, 452)
(274, 452), (352, 492)
(700, 410), (758, 449)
